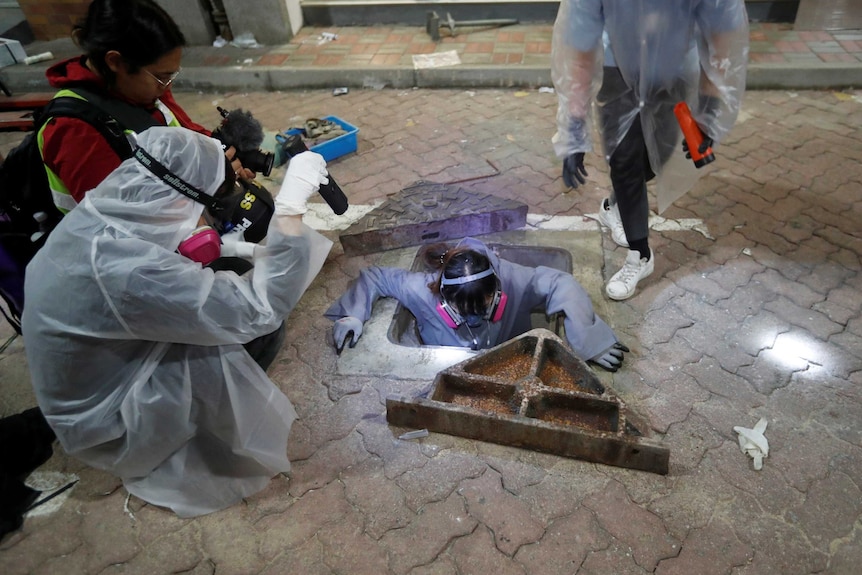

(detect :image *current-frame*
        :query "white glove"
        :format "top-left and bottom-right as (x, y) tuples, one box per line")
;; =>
(220, 229), (257, 259)
(275, 151), (329, 216)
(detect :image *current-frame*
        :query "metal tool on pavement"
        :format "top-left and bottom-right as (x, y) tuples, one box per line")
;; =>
(426, 11), (519, 42)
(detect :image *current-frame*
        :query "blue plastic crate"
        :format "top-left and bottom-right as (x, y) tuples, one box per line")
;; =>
(284, 116), (358, 162)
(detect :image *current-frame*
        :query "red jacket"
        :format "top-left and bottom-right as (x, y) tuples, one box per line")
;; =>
(41, 56), (211, 203)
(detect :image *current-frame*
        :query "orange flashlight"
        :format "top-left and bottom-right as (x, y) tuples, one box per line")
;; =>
(674, 102), (715, 168)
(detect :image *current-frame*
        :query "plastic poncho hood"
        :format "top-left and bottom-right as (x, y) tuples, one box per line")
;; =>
(87, 126), (225, 251)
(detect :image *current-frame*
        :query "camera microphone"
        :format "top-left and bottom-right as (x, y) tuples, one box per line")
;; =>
(281, 133), (349, 215)
(212, 107), (275, 176)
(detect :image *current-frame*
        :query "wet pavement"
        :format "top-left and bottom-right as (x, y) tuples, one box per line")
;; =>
(1, 21), (862, 575)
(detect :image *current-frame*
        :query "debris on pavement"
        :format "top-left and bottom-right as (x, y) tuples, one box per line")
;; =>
(734, 417), (769, 470)
(398, 429), (429, 441)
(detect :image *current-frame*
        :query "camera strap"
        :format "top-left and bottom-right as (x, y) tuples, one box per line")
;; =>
(133, 147), (223, 212)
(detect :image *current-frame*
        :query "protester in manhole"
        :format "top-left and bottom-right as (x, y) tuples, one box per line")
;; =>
(325, 237), (628, 372)
(551, 0), (749, 300)
(21, 127), (331, 518)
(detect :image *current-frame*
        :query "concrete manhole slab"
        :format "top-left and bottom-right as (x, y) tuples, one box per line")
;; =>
(386, 328), (669, 475)
(339, 181), (527, 256)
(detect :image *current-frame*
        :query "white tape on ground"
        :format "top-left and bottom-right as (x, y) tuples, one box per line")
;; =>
(304, 203), (712, 240)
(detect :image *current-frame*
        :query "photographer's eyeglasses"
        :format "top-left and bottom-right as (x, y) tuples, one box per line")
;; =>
(144, 67), (182, 88)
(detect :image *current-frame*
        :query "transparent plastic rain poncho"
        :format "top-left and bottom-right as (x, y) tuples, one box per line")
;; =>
(551, 0), (749, 212)
(22, 127), (327, 517)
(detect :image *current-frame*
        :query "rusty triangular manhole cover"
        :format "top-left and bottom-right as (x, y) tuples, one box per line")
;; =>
(339, 181), (527, 256)
(386, 328), (669, 474)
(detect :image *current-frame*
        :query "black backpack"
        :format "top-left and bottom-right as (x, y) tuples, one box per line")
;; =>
(0, 91), (158, 334)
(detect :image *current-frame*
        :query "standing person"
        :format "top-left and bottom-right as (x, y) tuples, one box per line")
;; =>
(40, 0), (253, 212)
(551, 0), (749, 300)
(22, 127), (331, 517)
(325, 237), (629, 372)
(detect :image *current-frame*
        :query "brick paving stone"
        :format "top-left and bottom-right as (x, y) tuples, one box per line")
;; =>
(648, 447), (734, 531)
(449, 526), (529, 575)
(379, 491), (477, 575)
(258, 537), (332, 575)
(642, 373), (711, 434)
(764, 296), (843, 340)
(654, 517), (752, 575)
(730, 491), (830, 573)
(254, 480), (352, 561)
(396, 452), (486, 511)
(681, 357), (762, 406)
(316, 511), (391, 573)
(109, 525), (202, 575)
(584, 481), (679, 570)
(793, 473), (862, 552)
(514, 472), (605, 527)
(0, 505), (83, 575)
(513, 507), (609, 575)
(341, 459), (414, 540)
(640, 304), (694, 347)
(287, 432), (369, 496)
(351, 416), (429, 479)
(458, 470), (544, 556)
(738, 349), (809, 395)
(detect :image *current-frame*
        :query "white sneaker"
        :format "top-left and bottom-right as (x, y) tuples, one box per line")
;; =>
(597, 198), (629, 248)
(606, 249), (654, 300)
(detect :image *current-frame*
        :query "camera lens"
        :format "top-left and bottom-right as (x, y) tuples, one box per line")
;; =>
(237, 149), (274, 177)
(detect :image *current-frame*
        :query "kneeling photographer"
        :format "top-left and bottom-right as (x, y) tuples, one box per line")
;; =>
(22, 126), (332, 517)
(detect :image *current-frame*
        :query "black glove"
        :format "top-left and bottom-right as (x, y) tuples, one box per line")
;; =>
(682, 94), (720, 158)
(589, 342), (630, 373)
(562, 152), (588, 189)
(682, 134), (714, 159)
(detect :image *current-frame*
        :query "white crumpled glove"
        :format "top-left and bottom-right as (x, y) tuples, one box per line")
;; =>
(734, 418), (769, 471)
(275, 151), (329, 216)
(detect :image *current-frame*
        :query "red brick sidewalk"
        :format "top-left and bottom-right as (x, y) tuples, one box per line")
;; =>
(214, 22), (862, 69)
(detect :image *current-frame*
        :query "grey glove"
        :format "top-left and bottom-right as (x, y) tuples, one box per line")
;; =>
(333, 316), (363, 354)
(590, 342), (629, 372)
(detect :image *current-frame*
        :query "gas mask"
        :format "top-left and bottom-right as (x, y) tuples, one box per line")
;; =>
(135, 147), (274, 265)
(435, 268), (508, 328)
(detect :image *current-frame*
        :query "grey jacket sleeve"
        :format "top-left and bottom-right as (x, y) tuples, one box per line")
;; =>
(525, 264), (619, 361)
(324, 266), (425, 323)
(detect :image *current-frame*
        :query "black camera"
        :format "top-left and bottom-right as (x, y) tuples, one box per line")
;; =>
(234, 147), (274, 177)
(211, 106), (275, 177)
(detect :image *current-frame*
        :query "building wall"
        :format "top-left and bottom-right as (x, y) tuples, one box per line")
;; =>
(18, 0), (89, 42)
(16, 0), (298, 45)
